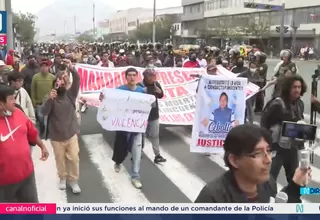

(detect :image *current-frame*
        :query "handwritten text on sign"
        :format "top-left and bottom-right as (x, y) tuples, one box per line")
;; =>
(97, 88), (156, 133)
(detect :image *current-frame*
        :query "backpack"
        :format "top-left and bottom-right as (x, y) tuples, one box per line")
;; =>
(260, 97), (286, 129)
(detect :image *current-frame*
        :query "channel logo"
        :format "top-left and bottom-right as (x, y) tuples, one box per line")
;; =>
(0, 11), (7, 34)
(300, 187), (320, 195)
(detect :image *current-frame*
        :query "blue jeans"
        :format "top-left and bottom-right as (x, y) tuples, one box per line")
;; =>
(131, 133), (142, 179)
(35, 105), (47, 132)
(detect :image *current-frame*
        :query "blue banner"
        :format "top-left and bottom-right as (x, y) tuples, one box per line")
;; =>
(0, 214), (316, 220)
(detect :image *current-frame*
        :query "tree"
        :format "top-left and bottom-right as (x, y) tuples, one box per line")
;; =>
(239, 14), (270, 49)
(76, 33), (95, 43)
(133, 18), (173, 42)
(13, 12), (37, 43)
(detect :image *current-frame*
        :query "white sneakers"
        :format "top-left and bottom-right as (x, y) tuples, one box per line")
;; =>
(58, 179), (81, 194)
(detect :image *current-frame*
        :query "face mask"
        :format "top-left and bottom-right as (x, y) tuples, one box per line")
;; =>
(250, 68), (257, 73)
(57, 86), (67, 95)
(83, 58), (88, 62)
(88, 55), (93, 58)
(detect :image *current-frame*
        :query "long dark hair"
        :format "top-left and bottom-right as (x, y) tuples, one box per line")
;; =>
(280, 74), (307, 101)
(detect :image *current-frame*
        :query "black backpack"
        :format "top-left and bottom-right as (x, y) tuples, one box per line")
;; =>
(260, 97), (285, 129)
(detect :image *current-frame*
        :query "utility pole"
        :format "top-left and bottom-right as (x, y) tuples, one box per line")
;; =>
(152, 0), (156, 43)
(5, 0), (14, 50)
(279, 3), (285, 50)
(93, 2), (96, 40)
(74, 15), (77, 35)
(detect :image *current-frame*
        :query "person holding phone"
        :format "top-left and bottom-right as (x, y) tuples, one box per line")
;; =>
(0, 83), (49, 202)
(41, 59), (81, 194)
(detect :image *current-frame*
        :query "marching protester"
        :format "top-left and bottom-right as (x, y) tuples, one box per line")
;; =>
(99, 67), (144, 189)
(260, 75), (306, 183)
(195, 124), (310, 203)
(98, 52), (114, 67)
(31, 60), (55, 136)
(21, 55), (40, 97)
(137, 69), (166, 163)
(49, 53), (63, 75)
(8, 71), (36, 124)
(0, 83), (49, 202)
(41, 59), (81, 194)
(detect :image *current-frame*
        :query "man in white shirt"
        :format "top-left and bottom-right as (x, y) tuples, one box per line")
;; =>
(98, 52), (114, 67)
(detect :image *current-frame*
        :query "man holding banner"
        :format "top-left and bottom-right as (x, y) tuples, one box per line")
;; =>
(99, 67), (155, 189)
(137, 69), (166, 163)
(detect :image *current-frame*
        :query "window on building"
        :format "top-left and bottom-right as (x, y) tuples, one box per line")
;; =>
(189, 6), (192, 13)
(270, 11), (281, 25)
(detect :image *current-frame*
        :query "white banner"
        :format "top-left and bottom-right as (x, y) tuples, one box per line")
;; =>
(191, 76), (247, 153)
(97, 88), (156, 133)
(76, 64), (260, 125)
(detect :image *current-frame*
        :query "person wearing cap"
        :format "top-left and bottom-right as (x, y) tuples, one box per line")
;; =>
(115, 49), (129, 67)
(21, 55), (40, 96)
(137, 69), (166, 164)
(31, 60), (55, 136)
(5, 49), (14, 66)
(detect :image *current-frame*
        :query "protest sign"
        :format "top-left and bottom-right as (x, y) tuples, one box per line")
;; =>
(190, 75), (247, 153)
(97, 88), (156, 133)
(76, 64), (259, 125)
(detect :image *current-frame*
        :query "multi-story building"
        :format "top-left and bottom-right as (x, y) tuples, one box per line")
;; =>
(97, 19), (110, 39)
(109, 7), (183, 42)
(109, 8), (151, 40)
(200, 0), (320, 49)
(181, 0), (205, 42)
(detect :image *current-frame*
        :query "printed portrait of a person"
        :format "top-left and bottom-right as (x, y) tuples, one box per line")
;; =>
(202, 92), (239, 128)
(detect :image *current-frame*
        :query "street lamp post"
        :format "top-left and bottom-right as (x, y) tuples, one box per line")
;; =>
(5, 0), (14, 50)
(152, 0), (156, 43)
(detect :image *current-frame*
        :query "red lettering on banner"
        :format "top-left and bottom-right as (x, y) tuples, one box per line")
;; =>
(182, 71), (194, 82)
(159, 112), (194, 123)
(156, 70), (197, 86)
(158, 71), (170, 85)
(88, 71), (98, 91)
(196, 139), (224, 147)
(164, 86), (189, 99)
(113, 72), (122, 88)
(103, 72), (114, 88)
(78, 67), (88, 92)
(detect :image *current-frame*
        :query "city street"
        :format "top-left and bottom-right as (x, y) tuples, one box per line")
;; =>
(31, 59), (320, 204)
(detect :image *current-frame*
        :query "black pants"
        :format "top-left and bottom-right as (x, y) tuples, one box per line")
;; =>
(0, 172), (39, 202)
(270, 146), (299, 184)
(254, 91), (265, 113)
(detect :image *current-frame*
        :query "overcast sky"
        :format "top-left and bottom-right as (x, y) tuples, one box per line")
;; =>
(11, 0), (182, 13)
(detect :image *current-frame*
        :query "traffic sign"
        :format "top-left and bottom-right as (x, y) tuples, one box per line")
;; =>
(244, 2), (284, 11)
(276, 26), (289, 33)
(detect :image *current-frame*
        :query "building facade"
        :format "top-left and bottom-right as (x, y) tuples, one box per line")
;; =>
(181, 0), (205, 42)
(97, 19), (110, 39)
(180, 0), (320, 49)
(109, 7), (183, 41)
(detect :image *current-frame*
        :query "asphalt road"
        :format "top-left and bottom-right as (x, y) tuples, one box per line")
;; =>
(32, 60), (320, 204)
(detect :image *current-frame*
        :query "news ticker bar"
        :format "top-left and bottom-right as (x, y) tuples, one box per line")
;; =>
(0, 204), (318, 214)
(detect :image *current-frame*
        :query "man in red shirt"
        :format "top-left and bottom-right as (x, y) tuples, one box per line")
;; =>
(6, 49), (14, 66)
(0, 83), (49, 202)
(183, 52), (200, 68)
